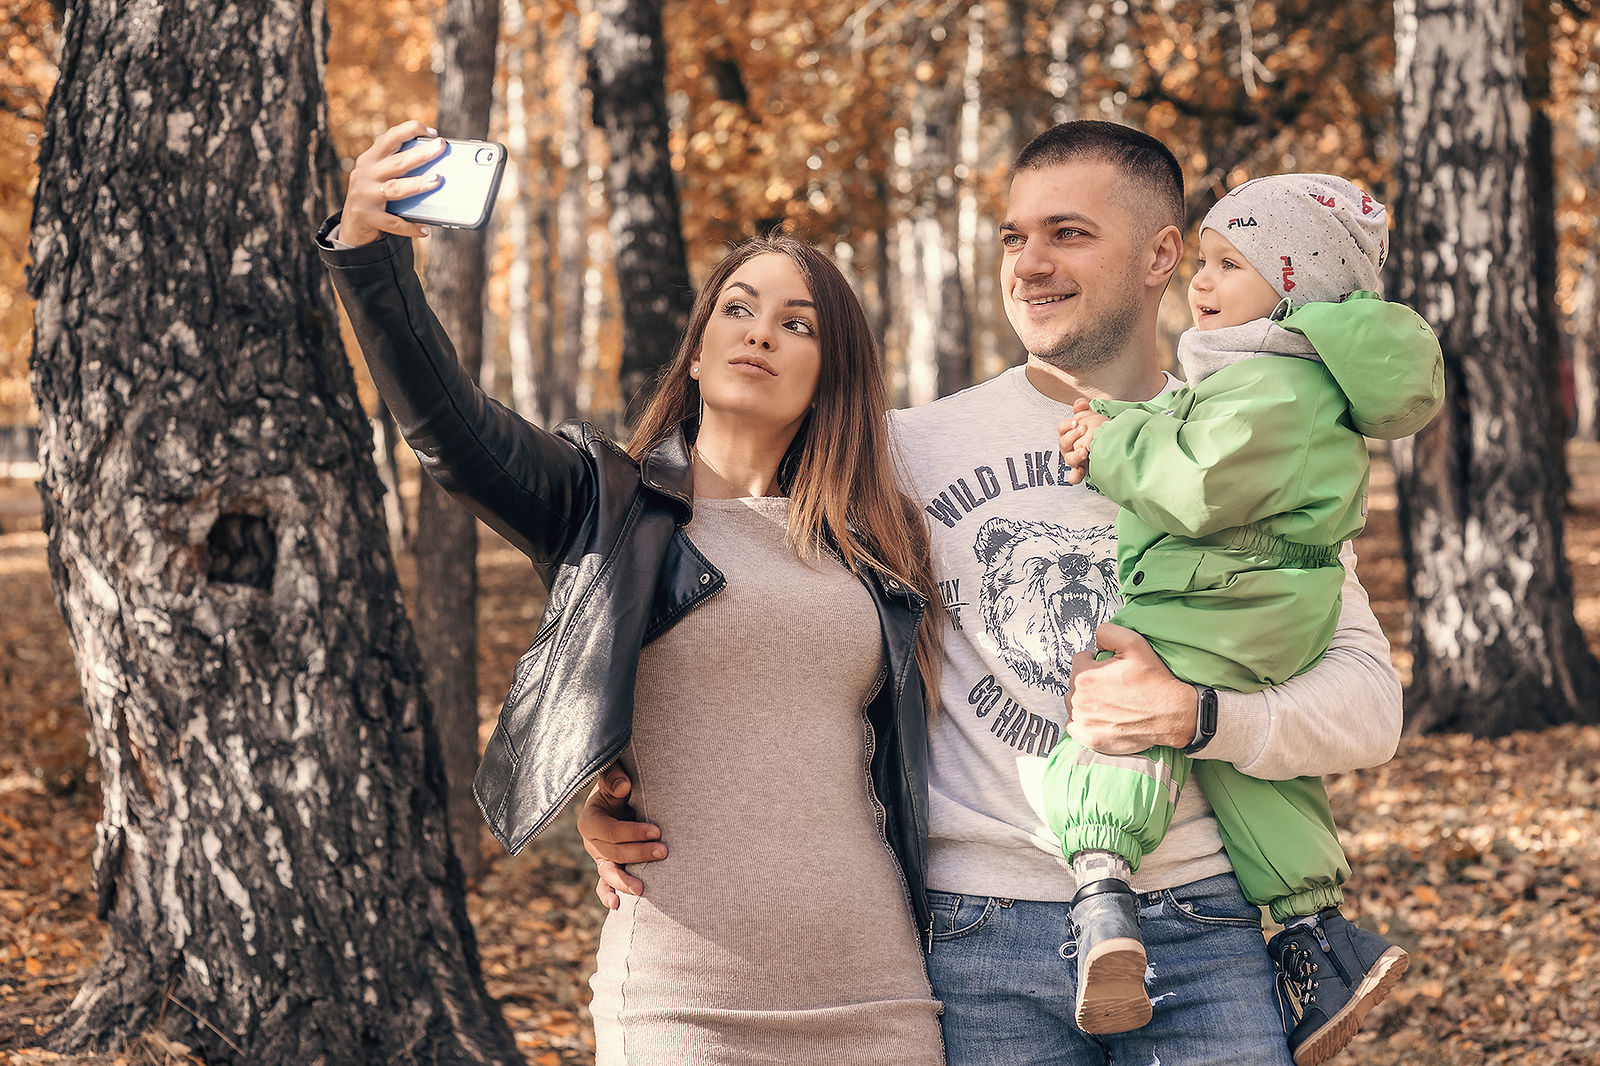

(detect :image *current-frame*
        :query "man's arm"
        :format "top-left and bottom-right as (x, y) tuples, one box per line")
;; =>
(1065, 543), (1402, 779)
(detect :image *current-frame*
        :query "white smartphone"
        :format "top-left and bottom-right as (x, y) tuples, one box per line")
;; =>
(388, 137), (507, 230)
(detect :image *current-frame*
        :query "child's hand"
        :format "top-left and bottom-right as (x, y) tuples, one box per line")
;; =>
(1059, 398), (1108, 486)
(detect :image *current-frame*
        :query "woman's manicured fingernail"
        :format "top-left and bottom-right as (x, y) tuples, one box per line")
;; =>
(418, 226), (431, 236)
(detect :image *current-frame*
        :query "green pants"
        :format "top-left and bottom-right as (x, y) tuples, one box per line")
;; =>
(1044, 526), (1355, 921)
(1041, 740), (1347, 923)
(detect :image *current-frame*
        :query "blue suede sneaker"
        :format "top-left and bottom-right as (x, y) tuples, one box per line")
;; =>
(1268, 908), (1409, 1065)
(1069, 878), (1152, 1035)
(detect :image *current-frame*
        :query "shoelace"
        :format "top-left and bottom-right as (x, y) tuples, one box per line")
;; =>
(1275, 938), (1322, 1023)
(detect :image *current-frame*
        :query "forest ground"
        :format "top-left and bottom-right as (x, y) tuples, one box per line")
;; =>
(3, 442), (1600, 1066)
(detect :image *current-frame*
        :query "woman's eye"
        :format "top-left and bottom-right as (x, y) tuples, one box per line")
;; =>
(721, 300), (751, 317)
(786, 318), (815, 336)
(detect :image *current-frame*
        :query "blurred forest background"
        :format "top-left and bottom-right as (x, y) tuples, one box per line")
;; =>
(4, 0), (1600, 1064)
(1, 0), (1593, 425)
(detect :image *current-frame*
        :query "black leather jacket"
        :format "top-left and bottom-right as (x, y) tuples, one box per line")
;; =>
(317, 216), (933, 941)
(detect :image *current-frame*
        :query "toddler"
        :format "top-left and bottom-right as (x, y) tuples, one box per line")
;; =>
(1046, 174), (1442, 1066)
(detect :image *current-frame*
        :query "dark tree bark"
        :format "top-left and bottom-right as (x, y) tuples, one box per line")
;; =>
(414, 0), (501, 884)
(1523, 0), (1566, 466)
(1002, 0), (1038, 144)
(587, 0), (693, 423)
(26, 0), (519, 1060)
(1390, 0), (1600, 735)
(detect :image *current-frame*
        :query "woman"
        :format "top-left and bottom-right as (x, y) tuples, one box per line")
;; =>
(319, 121), (945, 1064)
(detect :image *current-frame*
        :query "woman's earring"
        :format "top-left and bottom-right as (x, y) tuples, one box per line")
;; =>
(690, 365), (699, 378)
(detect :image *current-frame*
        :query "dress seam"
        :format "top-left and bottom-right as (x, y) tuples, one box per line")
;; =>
(615, 736), (648, 1065)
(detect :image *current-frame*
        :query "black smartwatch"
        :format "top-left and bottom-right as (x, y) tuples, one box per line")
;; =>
(1182, 685), (1218, 754)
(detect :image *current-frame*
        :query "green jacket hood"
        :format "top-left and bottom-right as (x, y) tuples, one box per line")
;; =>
(1280, 290), (1444, 440)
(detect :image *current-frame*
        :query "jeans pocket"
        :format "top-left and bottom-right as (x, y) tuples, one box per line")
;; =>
(926, 890), (999, 942)
(1162, 885), (1266, 929)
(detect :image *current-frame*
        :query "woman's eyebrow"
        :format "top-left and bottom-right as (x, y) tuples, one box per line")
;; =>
(725, 280), (812, 309)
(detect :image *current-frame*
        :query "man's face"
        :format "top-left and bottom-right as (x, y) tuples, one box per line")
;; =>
(999, 160), (1150, 372)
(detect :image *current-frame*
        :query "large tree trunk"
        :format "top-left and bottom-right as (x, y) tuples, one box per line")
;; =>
(415, 0), (500, 884)
(587, 0), (693, 423)
(26, 0), (520, 1060)
(1390, 0), (1600, 735)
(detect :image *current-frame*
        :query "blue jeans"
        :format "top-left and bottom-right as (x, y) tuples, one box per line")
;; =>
(927, 873), (1294, 1066)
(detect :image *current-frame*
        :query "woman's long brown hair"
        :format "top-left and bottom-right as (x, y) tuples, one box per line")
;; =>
(627, 233), (943, 699)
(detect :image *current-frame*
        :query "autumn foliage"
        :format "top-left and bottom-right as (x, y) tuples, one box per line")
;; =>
(2, 0), (1598, 423)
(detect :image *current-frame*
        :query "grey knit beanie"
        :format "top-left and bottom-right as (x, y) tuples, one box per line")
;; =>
(1200, 174), (1389, 307)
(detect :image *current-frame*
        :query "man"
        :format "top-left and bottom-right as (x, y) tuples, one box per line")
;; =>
(581, 121), (1402, 1065)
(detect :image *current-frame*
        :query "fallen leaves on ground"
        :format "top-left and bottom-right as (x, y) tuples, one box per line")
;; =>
(4, 446), (1600, 1065)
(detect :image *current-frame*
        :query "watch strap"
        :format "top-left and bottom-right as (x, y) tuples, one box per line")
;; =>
(1182, 684), (1218, 755)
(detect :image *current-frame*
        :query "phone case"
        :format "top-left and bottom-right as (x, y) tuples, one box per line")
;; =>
(388, 138), (508, 230)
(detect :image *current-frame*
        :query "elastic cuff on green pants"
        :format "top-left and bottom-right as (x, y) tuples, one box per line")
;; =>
(1269, 884), (1345, 925)
(1059, 824), (1147, 870)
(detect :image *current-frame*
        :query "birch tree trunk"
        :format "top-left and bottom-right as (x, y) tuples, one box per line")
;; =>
(503, 0), (541, 422)
(1572, 64), (1600, 443)
(553, 9), (587, 425)
(899, 38), (972, 404)
(958, 4), (995, 379)
(414, 0), (500, 884)
(26, 0), (519, 1058)
(1390, 0), (1600, 734)
(1047, 0), (1086, 124)
(587, 0), (692, 423)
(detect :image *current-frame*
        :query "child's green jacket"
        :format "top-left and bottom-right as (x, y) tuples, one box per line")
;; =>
(1084, 291), (1443, 691)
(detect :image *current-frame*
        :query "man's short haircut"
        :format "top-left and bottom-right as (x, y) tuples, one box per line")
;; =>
(1011, 120), (1185, 236)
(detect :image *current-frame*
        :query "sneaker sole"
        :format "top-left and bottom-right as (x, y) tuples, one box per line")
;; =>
(1075, 937), (1152, 1035)
(1292, 945), (1410, 1066)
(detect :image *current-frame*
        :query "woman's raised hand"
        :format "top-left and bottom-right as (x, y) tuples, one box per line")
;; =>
(338, 120), (447, 247)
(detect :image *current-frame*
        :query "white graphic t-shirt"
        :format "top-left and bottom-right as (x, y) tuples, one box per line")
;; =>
(890, 366), (1233, 902)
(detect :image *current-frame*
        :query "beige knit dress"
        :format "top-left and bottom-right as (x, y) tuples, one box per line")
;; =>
(587, 496), (944, 1065)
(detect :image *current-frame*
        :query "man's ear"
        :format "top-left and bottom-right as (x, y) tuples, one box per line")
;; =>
(1144, 224), (1184, 291)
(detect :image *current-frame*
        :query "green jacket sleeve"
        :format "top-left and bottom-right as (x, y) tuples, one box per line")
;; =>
(1085, 359), (1362, 540)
